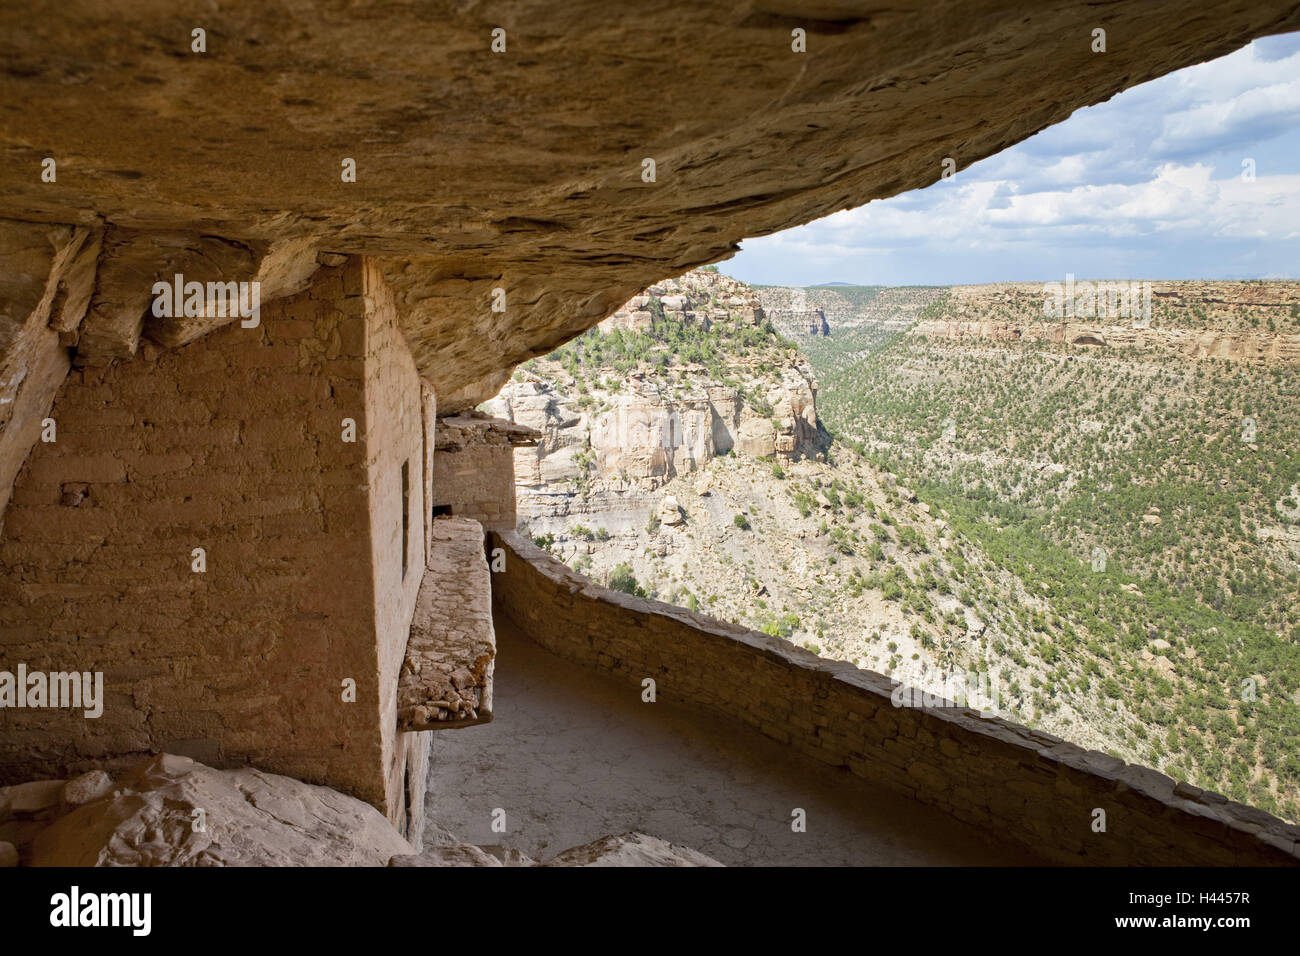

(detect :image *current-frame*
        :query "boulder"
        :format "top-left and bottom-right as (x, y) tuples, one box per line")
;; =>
(1, 779), (65, 815)
(29, 754), (411, 867)
(62, 771), (114, 807)
(660, 494), (685, 526)
(543, 832), (723, 867)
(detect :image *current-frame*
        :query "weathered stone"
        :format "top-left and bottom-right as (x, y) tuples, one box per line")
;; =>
(62, 770), (114, 807)
(0, 221), (87, 518)
(141, 236), (320, 349)
(30, 754), (412, 866)
(397, 516), (496, 731)
(1, 779), (65, 814)
(542, 832), (723, 867)
(660, 494), (684, 526)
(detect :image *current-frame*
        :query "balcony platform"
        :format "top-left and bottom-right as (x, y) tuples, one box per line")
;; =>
(423, 613), (1043, 865)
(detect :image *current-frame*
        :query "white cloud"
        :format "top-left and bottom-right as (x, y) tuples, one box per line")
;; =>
(727, 33), (1300, 284)
(1154, 76), (1300, 155)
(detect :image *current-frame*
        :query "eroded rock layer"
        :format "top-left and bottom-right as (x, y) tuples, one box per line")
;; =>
(2, 1), (1298, 409)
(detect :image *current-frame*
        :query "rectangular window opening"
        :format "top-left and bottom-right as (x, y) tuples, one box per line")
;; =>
(401, 460), (410, 580)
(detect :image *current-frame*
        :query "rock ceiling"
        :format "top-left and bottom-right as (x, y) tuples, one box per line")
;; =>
(3, 1), (1298, 409)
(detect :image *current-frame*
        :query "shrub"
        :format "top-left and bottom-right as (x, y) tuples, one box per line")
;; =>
(608, 563), (645, 597)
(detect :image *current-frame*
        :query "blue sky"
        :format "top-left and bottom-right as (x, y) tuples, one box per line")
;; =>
(723, 33), (1300, 287)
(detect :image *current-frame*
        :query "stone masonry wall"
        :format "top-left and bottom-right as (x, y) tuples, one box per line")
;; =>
(490, 530), (1300, 866)
(0, 261), (410, 823)
(431, 441), (517, 533)
(359, 258), (429, 830)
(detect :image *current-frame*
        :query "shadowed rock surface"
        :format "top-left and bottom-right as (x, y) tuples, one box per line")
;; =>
(25, 754), (413, 867)
(3, 1), (1298, 406)
(390, 831), (722, 866)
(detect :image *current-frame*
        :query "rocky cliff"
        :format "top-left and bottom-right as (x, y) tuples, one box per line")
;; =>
(484, 271), (822, 529)
(913, 281), (1300, 363)
(760, 285), (948, 339)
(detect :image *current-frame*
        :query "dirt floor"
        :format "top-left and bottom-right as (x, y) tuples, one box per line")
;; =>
(423, 614), (1043, 865)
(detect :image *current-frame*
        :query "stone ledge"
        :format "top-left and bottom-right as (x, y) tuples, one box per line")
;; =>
(435, 411), (539, 451)
(397, 517), (495, 731)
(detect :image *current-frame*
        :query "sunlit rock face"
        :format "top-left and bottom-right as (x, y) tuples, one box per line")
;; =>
(912, 281), (1300, 362)
(486, 269), (823, 526)
(3, 1), (1297, 410)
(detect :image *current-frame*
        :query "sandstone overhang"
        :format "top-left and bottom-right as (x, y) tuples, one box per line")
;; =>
(3, 2), (1298, 410)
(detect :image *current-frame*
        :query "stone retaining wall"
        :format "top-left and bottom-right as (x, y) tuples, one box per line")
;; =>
(490, 530), (1300, 866)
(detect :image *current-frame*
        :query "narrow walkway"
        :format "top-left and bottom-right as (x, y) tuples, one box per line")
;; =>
(424, 613), (1043, 865)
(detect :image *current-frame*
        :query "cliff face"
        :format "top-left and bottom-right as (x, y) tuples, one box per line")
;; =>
(485, 271), (821, 526)
(913, 281), (1300, 363)
(503, 370), (818, 481)
(915, 319), (1300, 362)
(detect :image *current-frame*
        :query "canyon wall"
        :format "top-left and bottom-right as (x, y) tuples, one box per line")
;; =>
(759, 286), (949, 339)
(914, 319), (1300, 363)
(486, 270), (822, 534)
(914, 281), (1300, 363)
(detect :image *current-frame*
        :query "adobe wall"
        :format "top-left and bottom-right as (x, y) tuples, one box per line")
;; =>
(431, 434), (518, 533)
(358, 257), (430, 829)
(489, 530), (1300, 866)
(0, 260), (419, 828)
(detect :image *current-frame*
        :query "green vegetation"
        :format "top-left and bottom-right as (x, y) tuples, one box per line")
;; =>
(528, 272), (1300, 823)
(809, 286), (1300, 820)
(608, 563), (647, 598)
